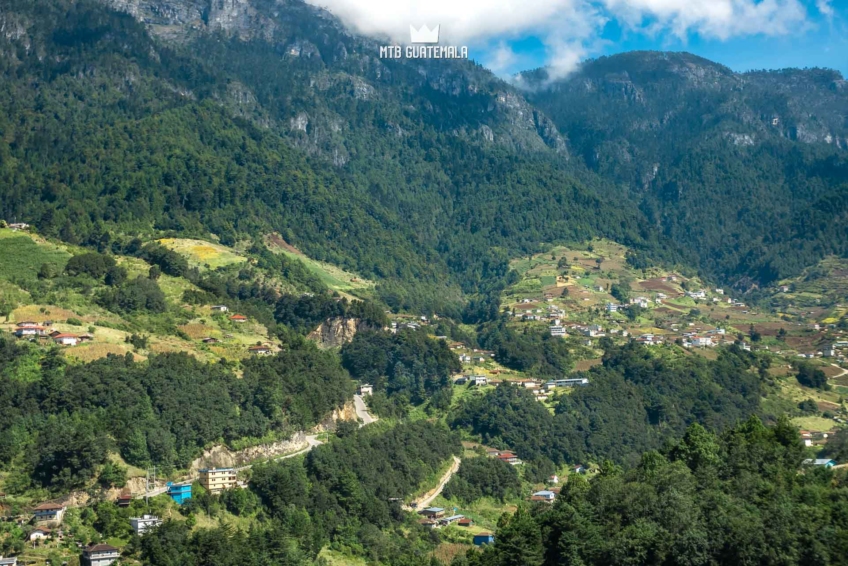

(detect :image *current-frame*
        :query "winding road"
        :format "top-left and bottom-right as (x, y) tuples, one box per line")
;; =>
(353, 394), (378, 426)
(405, 456), (461, 510)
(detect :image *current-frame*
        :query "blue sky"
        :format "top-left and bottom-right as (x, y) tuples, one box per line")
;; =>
(470, 0), (848, 77)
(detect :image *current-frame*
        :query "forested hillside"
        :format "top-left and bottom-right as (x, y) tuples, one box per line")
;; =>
(0, 0), (678, 316)
(451, 343), (763, 468)
(524, 52), (848, 287)
(0, 336), (354, 493)
(454, 418), (847, 566)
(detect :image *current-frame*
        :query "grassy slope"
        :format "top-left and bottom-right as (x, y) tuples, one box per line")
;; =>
(0, 230), (275, 364)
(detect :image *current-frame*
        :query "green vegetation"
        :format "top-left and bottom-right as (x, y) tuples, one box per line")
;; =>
(0, 337), (353, 492)
(442, 457), (522, 504)
(454, 418), (846, 566)
(0, 230), (71, 283)
(451, 343), (762, 467)
(342, 329), (461, 415)
(526, 51), (848, 288)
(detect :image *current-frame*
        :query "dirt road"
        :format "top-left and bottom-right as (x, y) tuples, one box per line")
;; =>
(405, 456), (461, 510)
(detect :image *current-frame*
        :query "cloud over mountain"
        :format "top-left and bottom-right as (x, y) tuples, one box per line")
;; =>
(306, 0), (812, 78)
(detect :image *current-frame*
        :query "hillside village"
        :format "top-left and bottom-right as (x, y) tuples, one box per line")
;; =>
(2, 226), (848, 565)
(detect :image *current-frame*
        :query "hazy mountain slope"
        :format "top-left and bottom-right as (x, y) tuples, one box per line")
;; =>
(525, 51), (848, 287)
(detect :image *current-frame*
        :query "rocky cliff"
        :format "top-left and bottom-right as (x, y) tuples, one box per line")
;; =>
(190, 431), (308, 472)
(307, 317), (371, 349)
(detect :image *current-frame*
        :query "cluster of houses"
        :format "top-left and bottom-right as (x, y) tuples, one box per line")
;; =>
(606, 296), (657, 312)
(11, 322), (92, 347)
(416, 508), (494, 545)
(10, 467), (246, 565)
(8, 502), (125, 566)
(799, 430), (836, 448)
(389, 316), (433, 333)
(548, 321), (606, 340)
(418, 507), (470, 528)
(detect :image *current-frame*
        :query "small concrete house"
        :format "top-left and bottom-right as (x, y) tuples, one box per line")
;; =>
(82, 543), (120, 566)
(52, 334), (80, 346)
(28, 527), (51, 541)
(357, 384), (373, 396)
(33, 503), (66, 524)
(167, 483), (192, 505)
(130, 514), (162, 536)
(248, 345), (272, 355)
(531, 490), (556, 503)
(0, 556), (18, 566)
(13, 326), (47, 338)
(420, 507), (445, 519)
(210, 305), (229, 312)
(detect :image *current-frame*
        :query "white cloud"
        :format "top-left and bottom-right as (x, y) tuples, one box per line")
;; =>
(817, 0), (834, 17)
(307, 0), (813, 78)
(485, 42), (521, 75)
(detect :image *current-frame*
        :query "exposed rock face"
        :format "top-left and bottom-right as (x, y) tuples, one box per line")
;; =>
(190, 431), (308, 472)
(307, 317), (371, 348)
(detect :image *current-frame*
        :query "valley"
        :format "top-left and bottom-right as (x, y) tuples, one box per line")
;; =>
(0, 0), (846, 564)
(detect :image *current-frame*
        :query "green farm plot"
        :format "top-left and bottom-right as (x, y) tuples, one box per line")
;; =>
(277, 249), (374, 293)
(0, 229), (71, 282)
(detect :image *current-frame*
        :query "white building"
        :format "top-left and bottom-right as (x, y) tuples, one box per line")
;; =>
(52, 334), (79, 346)
(550, 325), (566, 337)
(130, 515), (162, 536)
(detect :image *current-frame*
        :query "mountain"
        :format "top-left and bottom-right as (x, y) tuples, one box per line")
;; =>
(523, 51), (848, 288)
(0, 0), (672, 316)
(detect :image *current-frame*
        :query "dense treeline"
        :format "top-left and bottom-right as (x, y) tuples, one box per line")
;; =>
(442, 457), (522, 503)
(454, 418), (848, 566)
(478, 319), (573, 377)
(451, 343), (762, 467)
(341, 329), (461, 412)
(0, 337), (353, 492)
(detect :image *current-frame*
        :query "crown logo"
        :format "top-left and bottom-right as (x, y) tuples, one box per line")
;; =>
(410, 24), (440, 44)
